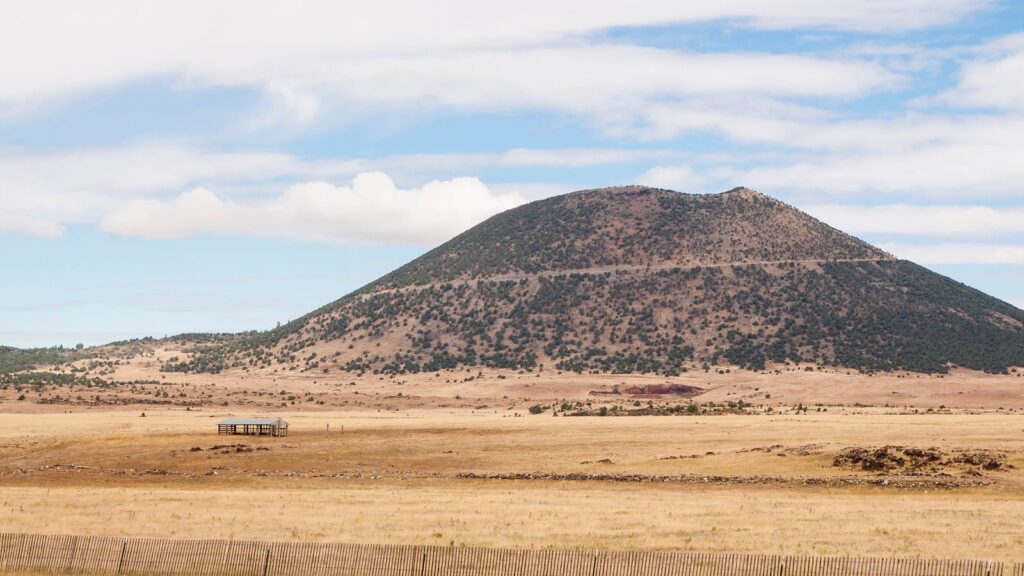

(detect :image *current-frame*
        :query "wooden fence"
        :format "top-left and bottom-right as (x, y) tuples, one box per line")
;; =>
(0, 533), (1021, 576)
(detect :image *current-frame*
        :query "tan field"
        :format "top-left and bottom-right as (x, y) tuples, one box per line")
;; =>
(2, 343), (1023, 561)
(1, 402), (1023, 561)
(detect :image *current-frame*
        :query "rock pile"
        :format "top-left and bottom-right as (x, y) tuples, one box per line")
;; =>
(832, 446), (1011, 475)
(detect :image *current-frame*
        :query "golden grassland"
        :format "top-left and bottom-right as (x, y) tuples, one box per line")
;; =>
(1, 408), (1023, 560)
(2, 481), (1024, 559)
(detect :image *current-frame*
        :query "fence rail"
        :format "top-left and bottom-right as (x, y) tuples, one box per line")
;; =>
(0, 533), (1021, 576)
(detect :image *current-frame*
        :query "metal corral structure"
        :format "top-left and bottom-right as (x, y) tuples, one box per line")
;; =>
(1, 533), (1022, 576)
(217, 417), (289, 437)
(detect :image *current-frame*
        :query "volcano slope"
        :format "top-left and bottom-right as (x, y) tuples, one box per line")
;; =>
(175, 186), (1024, 377)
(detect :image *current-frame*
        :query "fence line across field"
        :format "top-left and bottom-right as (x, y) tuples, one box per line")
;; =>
(0, 533), (1021, 576)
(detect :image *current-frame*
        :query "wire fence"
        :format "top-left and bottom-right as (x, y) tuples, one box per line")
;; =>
(0, 533), (1021, 576)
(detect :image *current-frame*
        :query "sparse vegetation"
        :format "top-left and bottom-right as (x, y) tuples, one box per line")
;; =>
(0, 346), (91, 373)
(141, 187), (1024, 377)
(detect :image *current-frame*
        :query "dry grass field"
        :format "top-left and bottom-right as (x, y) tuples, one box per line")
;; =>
(1, 342), (1023, 561)
(1, 405), (1023, 560)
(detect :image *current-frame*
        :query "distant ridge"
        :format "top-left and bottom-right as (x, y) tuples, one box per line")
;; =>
(174, 186), (1024, 376)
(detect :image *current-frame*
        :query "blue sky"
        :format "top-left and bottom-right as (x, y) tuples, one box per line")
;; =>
(2, 1), (1023, 347)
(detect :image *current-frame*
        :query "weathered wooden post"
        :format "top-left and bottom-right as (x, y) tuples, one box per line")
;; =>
(261, 543), (271, 576)
(116, 538), (128, 574)
(64, 534), (79, 573)
(219, 540), (232, 575)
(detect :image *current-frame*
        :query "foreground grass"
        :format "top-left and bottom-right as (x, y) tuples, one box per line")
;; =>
(1, 480), (1023, 560)
(1, 409), (1023, 561)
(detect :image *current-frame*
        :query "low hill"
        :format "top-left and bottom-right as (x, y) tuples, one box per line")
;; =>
(171, 186), (1024, 376)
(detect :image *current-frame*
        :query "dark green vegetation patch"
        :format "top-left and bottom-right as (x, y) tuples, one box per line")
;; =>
(0, 346), (89, 374)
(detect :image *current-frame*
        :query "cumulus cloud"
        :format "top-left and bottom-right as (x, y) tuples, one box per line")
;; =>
(99, 173), (526, 244)
(0, 143), (337, 237)
(99, 188), (246, 240)
(0, 143), (666, 238)
(803, 204), (1024, 237)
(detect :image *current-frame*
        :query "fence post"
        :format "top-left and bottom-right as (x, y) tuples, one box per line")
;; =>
(66, 535), (79, 573)
(591, 550), (599, 576)
(261, 543), (271, 576)
(987, 560), (992, 576)
(220, 539), (232, 575)
(779, 556), (786, 576)
(420, 546), (428, 576)
(116, 538), (128, 574)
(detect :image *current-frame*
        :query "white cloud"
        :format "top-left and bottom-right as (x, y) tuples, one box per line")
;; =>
(621, 35), (1024, 195)
(0, 143), (330, 236)
(803, 204), (1024, 237)
(376, 148), (680, 173)
(100, 188), (246, 240)
(643, 102), (1024, 153)
(0, 143), (313, 198)
(495, 148), (678, 168)
(880, 243), (1024, 265)
(489, 183), (578, 201)
(620, 97), (830, 142)
(720, 34), (1020, 200)
(99, 173), (526, 245)
(637, 165), (707, 192)
(0, 143), (663, 238)
(0, 1), (941, 123)
(0, 214), (65, 238)
(325, 48), (897, 114)
(741, 140), (1024, 198)
(937, 33), (1024, 110)
(730, 113), (1024, 198)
